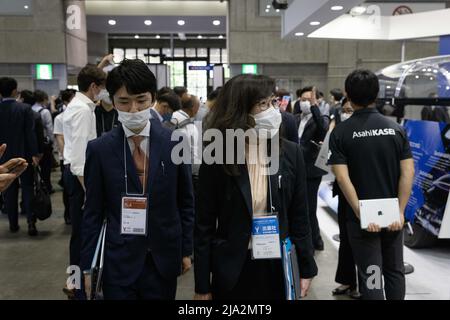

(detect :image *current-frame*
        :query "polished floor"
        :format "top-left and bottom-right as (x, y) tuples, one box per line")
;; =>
(0, 174), (448, 300)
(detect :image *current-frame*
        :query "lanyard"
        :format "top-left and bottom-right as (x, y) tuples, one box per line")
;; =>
(268, 173), (274, 215)
(123, 135), (148, 196)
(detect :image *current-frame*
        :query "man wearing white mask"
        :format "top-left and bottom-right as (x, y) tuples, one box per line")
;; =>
(81, 59), (194, 300)
(295, 86), (330, 252)
(62, 65), (106, 299)
(95, 88), (120, 137)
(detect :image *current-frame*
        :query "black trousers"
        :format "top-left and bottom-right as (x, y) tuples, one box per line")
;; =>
(306, 176), (323, 245)
(60, 161), (70, 222)
(39, 143), (54, 191)
(3, 164), (35, 227)
(102, 254), (177, 300)
(347, 220), (405, 300)
(212, 251), (285, 300)
(64, 166), (85, 266)
(335, 195), (357, 288)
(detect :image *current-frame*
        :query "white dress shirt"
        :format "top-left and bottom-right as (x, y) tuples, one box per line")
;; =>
(122, 121), (151, 157)
(32, 103), (54, 143)
(172, 110), (201, 176)
(298, 113), (313, 139)
(63, 92), (97, 175)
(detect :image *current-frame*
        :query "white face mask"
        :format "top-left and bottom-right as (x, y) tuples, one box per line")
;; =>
(341, 113), (352, 122)
(97, 89), (112, 105)
(250, 107), (282, 139)
(300, 101), (311, 115)
(117, 108), (151, 131)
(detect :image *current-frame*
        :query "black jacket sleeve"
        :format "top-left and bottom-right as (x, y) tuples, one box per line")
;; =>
(310, 104), (330, 142)
(194, 163), (219, 294)
(288, 145), (318, 279)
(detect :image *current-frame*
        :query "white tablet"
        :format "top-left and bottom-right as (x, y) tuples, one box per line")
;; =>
(359, 198), (401, 229)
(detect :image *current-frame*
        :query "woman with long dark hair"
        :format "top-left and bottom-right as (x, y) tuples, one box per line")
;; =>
(194, 74), (317, 300)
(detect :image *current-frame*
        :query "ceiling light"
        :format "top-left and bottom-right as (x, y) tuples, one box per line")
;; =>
(134, 35), (140, 39)
(177, 20), (185, 26)
(213, 20), (221, 26)
(219, 35), (224, 39)
(446, 86), (450, 90)
(433, 69), (438, 73)
(265, 9), (270, 13)
(331, 6), (343, 11)
(144, 20), (152, 26)
(310, 21), (320, 26)
(350, 6), (367, 16)
(387, 86), (391, 89)
(266, 5), (271, 9)
(295, 32), (304, 37)
(24, 5), (29, 9)
(197, 35), (203, 39)
(156, 35), (161, 39)
(276, 9), (280, 13)
(108, 19), (116, 26)
(430, 77), (434, 80)
(415, 75), (420, 79)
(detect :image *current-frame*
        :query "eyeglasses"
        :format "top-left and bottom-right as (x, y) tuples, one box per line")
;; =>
(255, 95), (279, 112)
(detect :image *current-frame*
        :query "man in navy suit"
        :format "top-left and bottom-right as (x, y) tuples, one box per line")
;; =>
(0, 77), (40, 235)
(80, 59), (195, 300)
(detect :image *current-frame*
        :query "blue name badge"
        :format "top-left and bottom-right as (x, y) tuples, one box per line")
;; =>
(251, 215), (282, 260)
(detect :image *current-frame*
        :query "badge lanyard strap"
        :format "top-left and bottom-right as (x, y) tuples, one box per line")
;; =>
(123, 135), (147, 197)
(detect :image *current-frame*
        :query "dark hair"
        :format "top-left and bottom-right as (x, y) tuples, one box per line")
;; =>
(330, 88), (344, 102)
(296, 88), (302, 99)
(173, 86), (187, 98)
(77, 64), (106, 92)
(181, 94), (199, 110)
(20, 90), (35, 105)
(207, 87), (221, 101)
(345, 69), (379, 107)
(158, 92), (181, 112)
(299, 86), (320, 99)
(0, 77), (18, 97)
(106, 59), (157, 102)
(34, 90), (48, 103)
(61, 89), (75, 103)
(156, 87), (174, 100)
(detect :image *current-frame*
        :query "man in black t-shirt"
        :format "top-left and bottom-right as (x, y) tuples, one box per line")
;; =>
(329, 70), (415, 300)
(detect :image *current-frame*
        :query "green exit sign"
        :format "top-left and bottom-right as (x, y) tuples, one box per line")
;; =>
(242, 64), (258, 75)
(36, 64), (53, 80)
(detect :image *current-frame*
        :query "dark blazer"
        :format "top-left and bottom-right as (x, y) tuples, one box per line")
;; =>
(194, 139), (318, 294)
(32, 110), (45, 156)
(80, 119), (195, 287)
(281, 112), (299, 144)
(295, 105), (330, 178)
(0, 100), (38, 163)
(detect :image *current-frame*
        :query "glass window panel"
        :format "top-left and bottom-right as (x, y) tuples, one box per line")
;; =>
(174, 48), (185, 58)
(187, 61), (207, 100)
(113, 48), (124, 64)
(221, 49), (228, 64)
(149, 49), (161, 64)
(197, 48), (208, 58)
(186, 48), (196, 58)
(137, 48), (148, 63)
(125, 48), (137, 60)
(162, 48), (172, 58)
(210, 48), (221, 64)
(165, 61), (184, 87)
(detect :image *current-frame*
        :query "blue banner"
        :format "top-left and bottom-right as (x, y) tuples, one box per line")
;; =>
(404, 120), (450, 236)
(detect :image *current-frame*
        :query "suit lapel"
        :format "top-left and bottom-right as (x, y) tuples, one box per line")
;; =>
(234, 165), (253, 217)
(109, 126), (142, 193)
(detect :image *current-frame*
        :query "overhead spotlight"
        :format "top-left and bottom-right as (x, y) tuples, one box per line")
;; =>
(310, 21), (320, 26)
(213, 20), (221, 26)
(156, 35), (161, 39)
(295, 32), (304, 37)
(177, 20), (186, 26)
(134, 35), (140, 39)
(197, 35), (203, 39)
(108, 19), (116, 26)
(331, 6), (343, 11)
(272, 0), (288, 10)
(350, 6), (367, 16)
(144, 20), (152, 26)
(415, 75), (420, 79)
(219, 35), (224, 39)
(266, 5), (271, 9)
(265, 9), (270, 13)
(24, 5), (29, 9)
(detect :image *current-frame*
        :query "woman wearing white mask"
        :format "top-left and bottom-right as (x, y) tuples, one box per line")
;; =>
(295, 86), (330, 253)
(195, 75), (317, 300)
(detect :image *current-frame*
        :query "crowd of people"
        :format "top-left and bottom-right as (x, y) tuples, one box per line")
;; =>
(0, 55), (415, 301)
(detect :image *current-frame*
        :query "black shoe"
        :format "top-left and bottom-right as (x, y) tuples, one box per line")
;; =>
(28, 223), (38, 237)
(332, 285), (352, 296)
(9, 225), (20, 233)
(314, 238), (324, 251)
(349, 290), (362, 300)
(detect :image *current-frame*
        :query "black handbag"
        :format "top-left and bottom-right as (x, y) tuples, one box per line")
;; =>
(31, 166), (52, 221)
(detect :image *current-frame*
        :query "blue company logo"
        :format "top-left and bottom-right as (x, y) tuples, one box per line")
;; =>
(252, 218), (279, 235)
